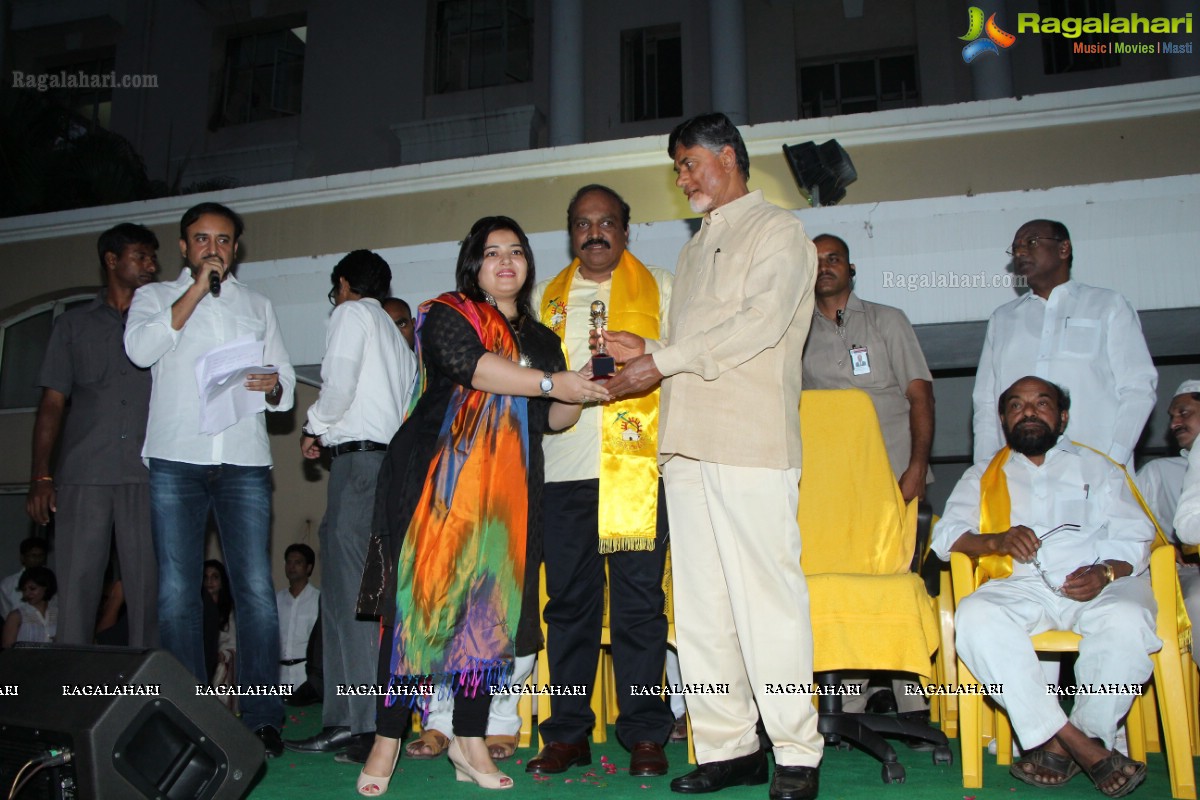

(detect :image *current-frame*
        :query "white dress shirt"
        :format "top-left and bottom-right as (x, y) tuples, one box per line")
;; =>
(125, 269), (295, 466)
(276, 582), (319, 687)
(1175, 444), (1200, 545)
(305, 298), (415, 446)
(1135, 453), (1188, 541)
(0, 572), (20, 619)
(933, 439), (1155, 585)
(971, 281), (1157, 467)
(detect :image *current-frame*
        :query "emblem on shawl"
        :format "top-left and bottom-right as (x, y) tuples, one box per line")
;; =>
(547, 298), (567, 333)
(610, 411), (644, 447)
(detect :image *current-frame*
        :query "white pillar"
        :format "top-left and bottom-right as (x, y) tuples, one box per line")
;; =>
(709, 0), (747, 124)
(549, 0), (584, 146)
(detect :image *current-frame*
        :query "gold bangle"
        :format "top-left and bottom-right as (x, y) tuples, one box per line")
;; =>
(32, 476), (53, 483)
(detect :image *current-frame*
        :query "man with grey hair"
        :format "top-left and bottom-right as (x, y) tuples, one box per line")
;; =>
(605, 112), (822, 800)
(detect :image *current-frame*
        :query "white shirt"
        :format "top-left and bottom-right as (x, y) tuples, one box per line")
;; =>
(0, 572), (20, 619)
(932, 439), (1155, 585)
(1175, 444), (1200, 545)
(125, 270), (295, 466)
(971, 281), (1157, 467)
(305, 298), (415, 446)
(531, 266), (673, 482)
(1134, 453), (1188, 542)
(276, 582), (319, 687)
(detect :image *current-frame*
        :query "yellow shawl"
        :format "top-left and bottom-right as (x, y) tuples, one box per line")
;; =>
(540, 251), (661, 552)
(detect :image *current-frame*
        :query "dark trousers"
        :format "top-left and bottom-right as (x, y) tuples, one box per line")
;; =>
(375, 618), (491, 738)
(538, 479), (674, 749)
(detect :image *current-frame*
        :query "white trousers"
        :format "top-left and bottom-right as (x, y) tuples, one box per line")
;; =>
(955, 575), (1160, 749)
(424, 653), (536, 736)
(664, 457), (822, 767)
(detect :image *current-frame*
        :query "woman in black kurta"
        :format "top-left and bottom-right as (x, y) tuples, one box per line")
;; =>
(355, 217), (609, 795)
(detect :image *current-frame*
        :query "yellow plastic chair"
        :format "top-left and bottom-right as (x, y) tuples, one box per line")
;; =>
(950, 545), (1196, 798)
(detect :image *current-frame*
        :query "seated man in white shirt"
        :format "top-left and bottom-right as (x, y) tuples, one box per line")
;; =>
(1134, 379), (1200, 665)
(0, 538), (49, 620)
(933, 376), (1159, 797)
(277, 543), (320, 691)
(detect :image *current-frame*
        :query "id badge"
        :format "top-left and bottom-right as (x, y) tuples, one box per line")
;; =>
(850, 346), (871, 375)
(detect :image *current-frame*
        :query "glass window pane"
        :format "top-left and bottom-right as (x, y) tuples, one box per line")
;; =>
(0, 310), (53, 409)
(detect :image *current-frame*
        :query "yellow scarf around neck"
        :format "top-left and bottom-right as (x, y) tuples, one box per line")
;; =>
(976, 443), (1188, 640)
(541, 250), (662, 552)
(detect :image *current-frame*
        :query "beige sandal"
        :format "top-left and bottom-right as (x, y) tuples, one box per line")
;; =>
(485, 734), (518, 760)
(405, 728), (451, 759)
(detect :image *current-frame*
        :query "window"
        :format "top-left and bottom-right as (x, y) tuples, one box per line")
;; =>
(44, 54), (116, 134)
(1039, 0), (1120, 74)
(215, 23), (306, 128)
(431, 0), (533, 94)
(0, 296), (92, 411)
(621, 24), (683, 123)
(799, 52), (919, 119)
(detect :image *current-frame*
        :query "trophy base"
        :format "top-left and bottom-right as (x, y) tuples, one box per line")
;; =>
(590, 355), (616, 380)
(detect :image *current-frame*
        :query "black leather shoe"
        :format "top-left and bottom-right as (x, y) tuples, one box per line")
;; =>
(284, 725), (352, 753)
(769, 766), (819, 800)
(525, 740), (592, 774)
(284, 681), (321, 707)
(629, 741), (669, 777)
(255, 725), (284, 759)
(866, 689), (898, 715)
(332, 733), (376, 764)
(670, 749), (768, 793)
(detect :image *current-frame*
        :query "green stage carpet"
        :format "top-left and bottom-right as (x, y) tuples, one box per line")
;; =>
(244, 705), (1187, 799)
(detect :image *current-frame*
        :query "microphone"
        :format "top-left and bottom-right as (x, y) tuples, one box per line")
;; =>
(209, 270), (221, 298)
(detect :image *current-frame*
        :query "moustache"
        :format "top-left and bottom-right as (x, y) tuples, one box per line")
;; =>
(582, 238), (610, 250)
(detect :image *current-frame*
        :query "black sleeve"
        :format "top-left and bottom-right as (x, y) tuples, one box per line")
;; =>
(420, 303), (490, 387)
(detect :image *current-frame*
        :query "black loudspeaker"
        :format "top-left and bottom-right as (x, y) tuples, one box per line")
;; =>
(781, 140), (858, 206)
(0, 645), (263, 800)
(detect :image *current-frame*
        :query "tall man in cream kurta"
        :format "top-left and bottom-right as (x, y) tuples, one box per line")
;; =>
(605, 113), (822, 800)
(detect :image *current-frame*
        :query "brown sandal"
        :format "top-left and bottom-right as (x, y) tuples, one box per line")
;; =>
(485, 734), (518, 760)
(1084, 751), (1146, 798)
(404, 728), (450, 759)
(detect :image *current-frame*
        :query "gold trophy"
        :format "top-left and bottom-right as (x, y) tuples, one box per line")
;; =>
(589, 300), (615, 379)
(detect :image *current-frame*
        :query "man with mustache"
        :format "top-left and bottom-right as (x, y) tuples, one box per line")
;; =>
(125, 202), (295, 758)
(971, 220), (1156, 469)
(26, 223), (161, 648)
(933, 376), (1157, 797)
(1135, 379), (1200, 665)
(800, 233), (934, 719)
(525, 184), (675, 778)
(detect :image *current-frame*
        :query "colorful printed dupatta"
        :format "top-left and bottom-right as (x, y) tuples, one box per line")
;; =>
(386, 292), (530, 702)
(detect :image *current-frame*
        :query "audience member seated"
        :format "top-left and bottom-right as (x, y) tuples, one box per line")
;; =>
(1174, 402), (1200, 545)
(1134, 379), (1200, 665)
(933, 376), (1157, 798)
(277, 544), (320, 697)
(203, 560), (238, 712)
(0, 538), (50, 620)
(2, 566), (58, 647)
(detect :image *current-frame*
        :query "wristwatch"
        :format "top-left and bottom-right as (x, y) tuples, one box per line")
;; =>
(539, 371), (554, 398)
(1101, 562), (1116, 584)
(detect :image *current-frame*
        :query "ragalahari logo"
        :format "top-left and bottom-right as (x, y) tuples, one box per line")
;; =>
(960, 7), (1016, 63)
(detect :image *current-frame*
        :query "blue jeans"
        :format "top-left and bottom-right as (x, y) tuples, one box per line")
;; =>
(149, 459), (282, 732)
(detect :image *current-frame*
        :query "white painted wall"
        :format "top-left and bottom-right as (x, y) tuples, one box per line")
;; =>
(239, 173), (1200, 369)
